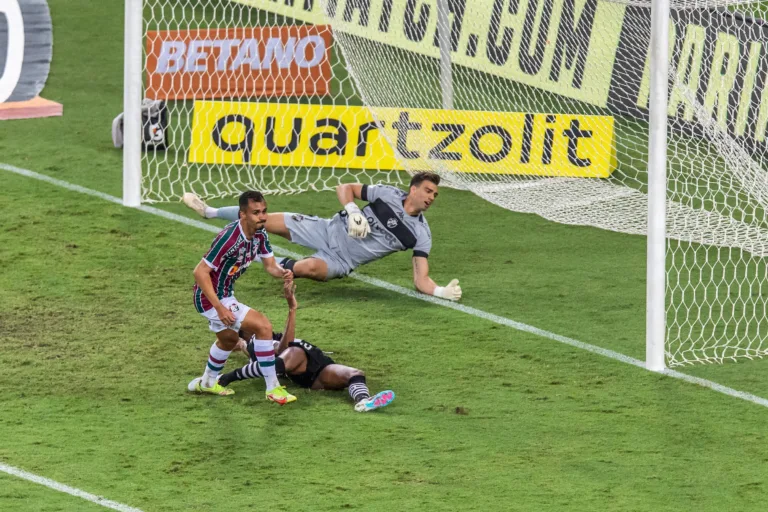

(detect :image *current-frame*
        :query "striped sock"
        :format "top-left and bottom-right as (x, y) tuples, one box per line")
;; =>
(348, 375), (370, 403)
(218, 361), (263, 387)
(251, 337), (280, 391)
(202, 343), (231, 388)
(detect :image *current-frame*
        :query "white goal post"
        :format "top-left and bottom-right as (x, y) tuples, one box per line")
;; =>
(123, 0), (768, 370)
(646, 0), (670, 372)
(123, 0), (142, 208)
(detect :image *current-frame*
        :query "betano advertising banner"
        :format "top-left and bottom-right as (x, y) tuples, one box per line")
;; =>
(188, 101), (617, 177)
(145, 25), (333, 100)
(235, 0), (768, 153)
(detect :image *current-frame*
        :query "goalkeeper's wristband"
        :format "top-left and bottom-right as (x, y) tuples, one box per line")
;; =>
(433, 286), (446, 298)
(344, 202), (361, 215)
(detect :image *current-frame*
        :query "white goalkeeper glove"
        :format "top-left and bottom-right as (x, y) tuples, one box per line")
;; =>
(433, 279), (462, 301)
(345, 202), (370, 238)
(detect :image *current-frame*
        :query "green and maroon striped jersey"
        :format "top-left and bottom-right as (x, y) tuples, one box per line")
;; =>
(193, 221), (273, 313)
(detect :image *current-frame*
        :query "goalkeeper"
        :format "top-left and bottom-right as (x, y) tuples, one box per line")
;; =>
(183, 172), (462, 301)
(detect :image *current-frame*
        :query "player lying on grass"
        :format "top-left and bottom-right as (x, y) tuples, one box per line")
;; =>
(183, 172), (462, 301)
(187, 190), (297, 405)
(218, 280), (395, 412)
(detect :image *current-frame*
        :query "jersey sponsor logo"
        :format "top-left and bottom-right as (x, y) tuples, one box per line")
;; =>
(189, 101), (617, 177)
(145, 26), (333, 100)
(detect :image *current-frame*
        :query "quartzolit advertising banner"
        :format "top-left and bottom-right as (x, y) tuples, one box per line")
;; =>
(188, 101), (617, 177)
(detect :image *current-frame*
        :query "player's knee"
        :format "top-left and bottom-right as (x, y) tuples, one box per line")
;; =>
(305, 259), (328, 280)
(251, 319), (272, 340)
(349, 368), (365, 380)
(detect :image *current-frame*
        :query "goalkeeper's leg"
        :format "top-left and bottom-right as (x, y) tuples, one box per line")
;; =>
(182, 193), (292, 239)
(280, 257), (329, 281)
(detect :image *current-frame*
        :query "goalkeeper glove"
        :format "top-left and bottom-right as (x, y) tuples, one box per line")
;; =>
(345, 202), (370, 238)
(433, 279), (462, 301)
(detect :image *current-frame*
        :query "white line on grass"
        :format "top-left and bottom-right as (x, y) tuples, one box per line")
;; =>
(0, 462), (145, 512)
(4, 162), (768, 413)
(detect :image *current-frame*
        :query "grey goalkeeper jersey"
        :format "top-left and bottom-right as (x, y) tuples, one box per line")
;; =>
(328, 184), (433, 268)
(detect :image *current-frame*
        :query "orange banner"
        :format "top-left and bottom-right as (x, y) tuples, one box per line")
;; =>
(145, 26), (332, 100)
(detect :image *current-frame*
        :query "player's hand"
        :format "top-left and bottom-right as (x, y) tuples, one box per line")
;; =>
(434, 279), (462, 301)
(284, 280), (298, 309)
(234, 338), (248, 354)
(216, 305), (236, 326)
(345, 203), (370, 238)
(280, 267), (294, 280)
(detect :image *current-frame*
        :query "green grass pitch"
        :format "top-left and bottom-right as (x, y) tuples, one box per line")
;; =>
(1, 1), (768, 510)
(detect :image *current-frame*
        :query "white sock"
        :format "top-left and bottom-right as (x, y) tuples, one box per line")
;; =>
(202, 343), (231, 387)
(251, 338), (280, 391)
(204, 206), (219, 219)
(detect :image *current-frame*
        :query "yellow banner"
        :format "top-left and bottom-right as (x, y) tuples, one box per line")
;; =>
(230, 0), (625, 108)
(189, 101), (617, 177)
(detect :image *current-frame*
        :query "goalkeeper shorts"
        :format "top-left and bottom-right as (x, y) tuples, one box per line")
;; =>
(283, 213), (354, 280)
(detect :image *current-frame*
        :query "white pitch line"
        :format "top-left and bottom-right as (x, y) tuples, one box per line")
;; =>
(0, 462), (144, 512)
(4, 161), (768, 411)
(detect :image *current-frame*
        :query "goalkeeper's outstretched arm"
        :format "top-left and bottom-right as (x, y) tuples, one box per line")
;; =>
(413, 256), (462, 301)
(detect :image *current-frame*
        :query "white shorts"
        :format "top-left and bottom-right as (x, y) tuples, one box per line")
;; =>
(200, 296), (251, 333)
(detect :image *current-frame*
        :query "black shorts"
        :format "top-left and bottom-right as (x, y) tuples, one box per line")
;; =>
(247, 337), (334, 389)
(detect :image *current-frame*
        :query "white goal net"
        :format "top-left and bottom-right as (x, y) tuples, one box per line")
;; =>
(135, 0), (768, 367)
(140, 0), (407, 201)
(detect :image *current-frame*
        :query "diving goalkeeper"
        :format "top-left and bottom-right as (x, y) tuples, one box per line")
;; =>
(183, 172), (462, 301)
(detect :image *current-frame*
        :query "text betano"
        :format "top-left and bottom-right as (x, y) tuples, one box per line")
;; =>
(145, 26), (333, 100)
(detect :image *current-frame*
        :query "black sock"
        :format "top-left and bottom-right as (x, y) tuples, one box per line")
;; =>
(280, 257), (297, 272)
(219, 362), (262, 387)
(348, 375), (370, 403)
(275, 357), (286, 376)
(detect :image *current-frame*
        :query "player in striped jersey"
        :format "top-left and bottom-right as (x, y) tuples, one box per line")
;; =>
(219, 280), (395, 412)
(187, 190), (296, 405)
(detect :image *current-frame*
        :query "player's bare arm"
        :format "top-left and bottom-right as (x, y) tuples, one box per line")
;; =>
(262, 256), (293, 280)
(413, 256), (462, 301)
(336, 183), (365, 204)
(193, 260), (235, 326)
(276, 280), (298, 355)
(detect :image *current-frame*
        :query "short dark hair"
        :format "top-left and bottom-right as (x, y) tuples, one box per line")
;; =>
(239, 190), (266, 211)
(409, 171), (440, 189)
